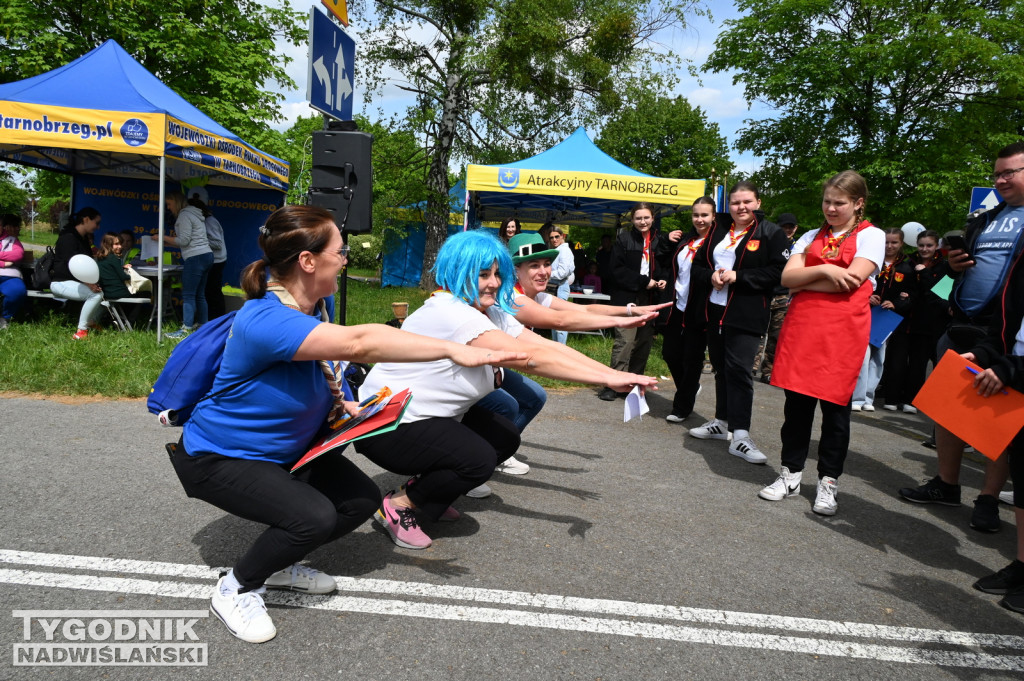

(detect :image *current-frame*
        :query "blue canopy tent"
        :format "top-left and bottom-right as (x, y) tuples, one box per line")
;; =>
(465, 127), (705, 228)
(0, 39), (289, 336)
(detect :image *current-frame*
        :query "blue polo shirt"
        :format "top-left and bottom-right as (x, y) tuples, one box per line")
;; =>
(956, 204), (1024, 317)
(184, 294), (331, 464)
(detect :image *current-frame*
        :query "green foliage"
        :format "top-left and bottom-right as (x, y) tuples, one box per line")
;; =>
(0, 170), (27, 215)
(705, 0), (1024, 231)
(0, 0), (306, 142)
(356, 0), (700, 287)
(597, 92), (735, 183)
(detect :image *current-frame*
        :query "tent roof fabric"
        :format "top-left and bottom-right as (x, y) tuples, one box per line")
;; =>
(465, 127), (705, 228)
(0, 40), (288, 191)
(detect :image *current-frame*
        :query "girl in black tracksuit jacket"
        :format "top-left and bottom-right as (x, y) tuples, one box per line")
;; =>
(660, 196), (716, 421)
(876, 236), (918, 409)
(688, 181), (790, 462)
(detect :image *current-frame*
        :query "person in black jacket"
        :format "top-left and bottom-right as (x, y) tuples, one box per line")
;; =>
(687, 181), (789, 463)
(898, 140), (1024, 532)
(964, 244), (1024, 614)
(661, 196), (716, 422)
(901, 229), (950, 412)
(49, 207), (104, 340)
(598, 203), (667, 401)
(852, 228), (916, 410)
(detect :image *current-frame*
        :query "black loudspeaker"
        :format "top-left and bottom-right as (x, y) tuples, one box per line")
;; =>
(309, 130), (373, 233)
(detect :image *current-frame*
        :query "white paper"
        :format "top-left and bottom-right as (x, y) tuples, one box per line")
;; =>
(623, 385), (649, 422)
(140, 235), (161, 260)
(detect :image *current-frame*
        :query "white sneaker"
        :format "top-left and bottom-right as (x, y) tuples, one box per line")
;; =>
(665, 413), (686, 423)
(999, 490), (1015, 505)
(851, 404), (862, 412)
(465, 483), (492, 498)
(689, 418), (731, 440)
(495, 456), (530, 475)
(882, 404), (898, 411)
(728, 436), (767, 464)
(264, 564), (336, 594)
(902, 405), (918, 414)
(813, 476), (839, 516)
(211, 577), (276, 643)
(758, 467), (802, 501)
(862, 404), (875, 412)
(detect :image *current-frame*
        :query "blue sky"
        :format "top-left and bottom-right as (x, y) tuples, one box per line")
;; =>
(274, 0), (768, 174)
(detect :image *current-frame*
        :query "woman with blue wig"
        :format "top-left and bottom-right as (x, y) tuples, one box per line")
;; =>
(356, 231), (656, 550)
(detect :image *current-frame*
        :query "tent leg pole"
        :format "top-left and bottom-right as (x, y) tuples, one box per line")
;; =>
(157, 158), (166, 342)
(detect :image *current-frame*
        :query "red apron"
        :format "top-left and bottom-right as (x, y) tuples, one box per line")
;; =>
(770, 221), (874, 405)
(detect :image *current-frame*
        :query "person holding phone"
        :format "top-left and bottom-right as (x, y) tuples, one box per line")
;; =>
(898, 140), (1024, 533)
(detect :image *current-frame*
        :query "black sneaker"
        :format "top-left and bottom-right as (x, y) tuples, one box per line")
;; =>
(920, 436), (936, 449)
(975, 560), (1024, 594)
(1001, 586), (1024, 614)
(598, 387), (618, 401)
(969, 494), (1001, 533)
(898, 476), (961, 506)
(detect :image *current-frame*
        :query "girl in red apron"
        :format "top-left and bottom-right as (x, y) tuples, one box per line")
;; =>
(760, 170), (885, 515)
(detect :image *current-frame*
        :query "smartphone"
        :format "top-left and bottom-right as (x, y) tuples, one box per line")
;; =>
(945, 234), (971, 259)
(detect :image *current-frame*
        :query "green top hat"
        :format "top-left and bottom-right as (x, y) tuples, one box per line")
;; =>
(508, 232), (560, 265)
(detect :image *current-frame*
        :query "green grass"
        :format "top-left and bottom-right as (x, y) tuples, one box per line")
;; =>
(0, 279), (668, 397)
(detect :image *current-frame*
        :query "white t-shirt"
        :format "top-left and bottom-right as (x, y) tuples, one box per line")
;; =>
(515, 291), (554, 308)
(791, 225), (886, 286)
(674, 237), (705, 312)
(709, 230), (747, 306)
(359, 292), (524, 423)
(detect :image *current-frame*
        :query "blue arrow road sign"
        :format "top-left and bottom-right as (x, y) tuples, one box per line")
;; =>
(307, 7), (355, 121)
(970, 187), (1002, 213)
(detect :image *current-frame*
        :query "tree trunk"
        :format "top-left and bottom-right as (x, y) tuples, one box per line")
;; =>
(419, 40), (466, 290)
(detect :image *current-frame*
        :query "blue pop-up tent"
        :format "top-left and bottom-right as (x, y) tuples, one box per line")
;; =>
(465, 127), (705, 228)
(0, 39), (289, 336)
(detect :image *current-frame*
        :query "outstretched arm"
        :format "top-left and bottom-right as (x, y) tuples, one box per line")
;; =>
(295, 322), (526, 368)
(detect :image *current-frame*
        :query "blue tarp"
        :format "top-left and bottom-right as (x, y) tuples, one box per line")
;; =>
(382, 180), (465, 287)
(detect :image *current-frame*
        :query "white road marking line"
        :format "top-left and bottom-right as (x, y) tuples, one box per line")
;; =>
(2, 549), (1021, 650)
(2, 568), (1023, 672)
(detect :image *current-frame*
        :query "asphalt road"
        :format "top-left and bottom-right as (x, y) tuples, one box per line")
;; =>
(1, 380), (1021, 680)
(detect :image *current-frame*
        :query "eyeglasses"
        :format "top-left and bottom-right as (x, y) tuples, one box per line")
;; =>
(330, 245), (350, 258)
(549, 234), (564, 240)
(991, 167), (1024, 182)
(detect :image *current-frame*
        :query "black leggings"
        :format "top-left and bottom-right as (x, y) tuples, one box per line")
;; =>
(171, 440), (380, 592)
(661, 311), (706, 417)
(355, 406), (519, 520)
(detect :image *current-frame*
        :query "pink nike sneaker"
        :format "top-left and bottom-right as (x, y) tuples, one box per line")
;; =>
(374, 491), (432, 549)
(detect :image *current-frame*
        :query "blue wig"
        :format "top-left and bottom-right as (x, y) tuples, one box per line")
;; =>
(433, 231), (519, 315)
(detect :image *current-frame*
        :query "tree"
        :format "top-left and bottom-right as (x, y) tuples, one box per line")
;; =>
(355, 0), (701, 288)
(704, 0), (1024, 231)
(0, 167), (27, 216)
(0, 0), (307, 145)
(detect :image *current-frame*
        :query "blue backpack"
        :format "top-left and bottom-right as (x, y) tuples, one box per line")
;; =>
(147, 312), (247, 426)
(148, 302), (355, 426)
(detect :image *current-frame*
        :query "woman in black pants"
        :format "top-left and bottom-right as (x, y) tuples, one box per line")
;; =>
(356, 230), (656, 551)
(688, 181), (789, 463)
(903, 229), (949, 412)
(661, 196), (716, 422)
(171, 206), (523, 644)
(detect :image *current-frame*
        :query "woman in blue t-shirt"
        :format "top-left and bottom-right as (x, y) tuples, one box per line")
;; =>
(169, 205), (525, 645)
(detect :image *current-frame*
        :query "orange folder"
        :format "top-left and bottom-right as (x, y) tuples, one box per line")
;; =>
(912, 350), (1024, 461)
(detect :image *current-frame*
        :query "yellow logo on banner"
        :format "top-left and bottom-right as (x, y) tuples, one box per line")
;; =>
(321, 0), (349, 26)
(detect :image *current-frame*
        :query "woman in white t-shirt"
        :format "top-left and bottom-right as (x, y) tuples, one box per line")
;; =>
(356, 231), (656, 551)
(760, 170), (885, 516)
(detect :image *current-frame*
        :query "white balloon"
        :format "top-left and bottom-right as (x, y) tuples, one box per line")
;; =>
(69, 254), (100, 284)
(901, 221), (926, 248)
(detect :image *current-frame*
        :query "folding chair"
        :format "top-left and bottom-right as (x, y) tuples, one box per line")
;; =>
(102, 297), (151, 331)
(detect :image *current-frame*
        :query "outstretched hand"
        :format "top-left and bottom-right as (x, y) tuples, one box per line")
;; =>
(617, 311), (659, 328)
(606, 372), (657, 395)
